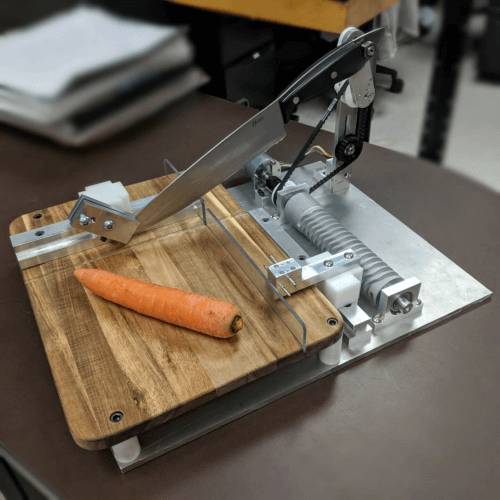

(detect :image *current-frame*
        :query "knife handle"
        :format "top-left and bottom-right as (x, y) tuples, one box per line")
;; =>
(278, 40), (367, 123)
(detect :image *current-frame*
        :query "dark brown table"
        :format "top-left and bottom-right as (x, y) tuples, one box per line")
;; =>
(1, 94), (499, 499)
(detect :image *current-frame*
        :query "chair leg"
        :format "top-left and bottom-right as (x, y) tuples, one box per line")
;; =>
(376, 64), (404, 93)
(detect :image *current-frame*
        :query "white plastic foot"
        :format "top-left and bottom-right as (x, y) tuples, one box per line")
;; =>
(319, 338), (342, 366)
(111, 436), (141, 463)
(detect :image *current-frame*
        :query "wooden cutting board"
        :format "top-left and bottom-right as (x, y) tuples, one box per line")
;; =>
(10, 175), (342, 450)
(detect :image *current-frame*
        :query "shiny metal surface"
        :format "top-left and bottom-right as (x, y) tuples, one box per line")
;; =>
(136, 100), (286, 231)
(284, 191), (405, 308)
(11, 198), (198, 270)
(229, 162), (492, 354)
(266, 250), (361, 295)
(68, 195), (139, 244)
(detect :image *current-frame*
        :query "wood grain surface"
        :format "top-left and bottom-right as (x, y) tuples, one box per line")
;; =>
(10, 176), (342, 450)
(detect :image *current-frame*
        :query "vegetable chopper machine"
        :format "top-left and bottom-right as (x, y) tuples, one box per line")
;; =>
(9, 27), (491, 472)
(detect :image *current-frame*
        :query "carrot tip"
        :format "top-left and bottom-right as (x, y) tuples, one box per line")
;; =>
(231, 316), (243, 333)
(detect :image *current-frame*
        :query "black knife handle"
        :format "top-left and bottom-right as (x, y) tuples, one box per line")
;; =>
(278, 40), (366, 123)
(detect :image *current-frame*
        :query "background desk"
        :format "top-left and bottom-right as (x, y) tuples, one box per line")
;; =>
(0, 94), (498, 499)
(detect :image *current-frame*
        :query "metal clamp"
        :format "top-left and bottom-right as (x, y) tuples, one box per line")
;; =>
(266, 249), (361, 297)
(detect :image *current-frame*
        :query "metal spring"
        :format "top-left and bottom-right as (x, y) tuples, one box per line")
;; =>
(297, 205), (403, 307)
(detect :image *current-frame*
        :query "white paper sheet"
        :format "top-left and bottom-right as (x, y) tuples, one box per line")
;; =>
(0, 5), (179, 98)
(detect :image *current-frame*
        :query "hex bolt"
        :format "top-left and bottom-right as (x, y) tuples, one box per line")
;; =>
(103, 220), (115, 231)
(344, 252), (354, 259)
(323, 260), (333, 267)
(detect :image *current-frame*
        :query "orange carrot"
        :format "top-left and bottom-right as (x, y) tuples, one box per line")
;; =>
(74, 269), (243, 338)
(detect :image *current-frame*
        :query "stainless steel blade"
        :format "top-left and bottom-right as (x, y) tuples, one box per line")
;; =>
(136, 100), (286, 231)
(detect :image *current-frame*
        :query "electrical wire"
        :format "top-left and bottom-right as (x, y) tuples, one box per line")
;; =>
(279, 145), (333, 169)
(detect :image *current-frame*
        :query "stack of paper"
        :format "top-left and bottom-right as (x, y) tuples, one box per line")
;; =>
(0, 5), (209, 146)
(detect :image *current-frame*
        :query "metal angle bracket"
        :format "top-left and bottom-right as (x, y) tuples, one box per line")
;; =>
(68, 195), (139, 244)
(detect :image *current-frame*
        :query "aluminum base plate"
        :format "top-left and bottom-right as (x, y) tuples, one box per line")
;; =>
(114, 166), (491, 472)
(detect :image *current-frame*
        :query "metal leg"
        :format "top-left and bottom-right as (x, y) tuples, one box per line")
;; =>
(111, 436), (141, 464)
(318, 338), (342, 366)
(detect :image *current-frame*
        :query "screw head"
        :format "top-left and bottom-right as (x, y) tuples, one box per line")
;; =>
(344, 143), (356, 156)
(272, 214), (280, 220)
(372, 315), (382, 324)
(363, 42), (376, 59)
(293, 96), (300, 105)
(417, 299), (422, 306)
(109, 411), (123, 423)
(344, 252), (354, 259)
(79, 214), (92, 227)
(344, 172), (351, 179)
(331, 71), (338, 79)
(103, 220), (115, 231)
(323, 260), (333, 267)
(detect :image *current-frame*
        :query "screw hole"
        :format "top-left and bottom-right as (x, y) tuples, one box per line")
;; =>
(262, 218), (269, 222)
(100, 237), (107, 242)
(35, 231), (45, 237)
(344, 303), (351, 308)
(298, 254), (306, 261)
(33, 213), (43, 219)
(110, 411), (123, 423)
(327, 318), (338, 326)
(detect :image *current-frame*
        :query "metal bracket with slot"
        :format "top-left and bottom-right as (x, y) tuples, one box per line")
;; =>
(68, 195), (140, 244)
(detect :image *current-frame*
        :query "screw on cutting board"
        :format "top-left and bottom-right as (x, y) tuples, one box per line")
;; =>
(110, 411), (123, 423)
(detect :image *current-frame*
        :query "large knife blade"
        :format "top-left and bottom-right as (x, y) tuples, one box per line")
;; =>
(136, 100), (286, 230)
(135, 28), (384, 232)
